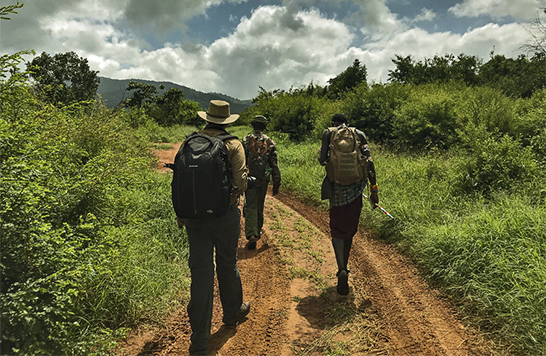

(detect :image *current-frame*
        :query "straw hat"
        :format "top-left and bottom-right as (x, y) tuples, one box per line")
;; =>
(198, 100), (239, 124)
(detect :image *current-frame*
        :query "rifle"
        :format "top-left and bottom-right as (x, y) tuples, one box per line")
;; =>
(362, 193), (394, 220)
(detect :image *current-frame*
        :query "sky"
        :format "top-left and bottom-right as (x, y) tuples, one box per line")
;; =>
(0, 0), (544, 100)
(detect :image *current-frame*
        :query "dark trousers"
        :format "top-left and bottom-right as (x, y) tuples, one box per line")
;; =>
(243, 183), (268, 239)
(183, 204), (243, 352)
(329, 195), (363, 273)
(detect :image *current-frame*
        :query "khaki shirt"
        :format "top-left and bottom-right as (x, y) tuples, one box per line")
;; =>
(200, 125), (248, 205)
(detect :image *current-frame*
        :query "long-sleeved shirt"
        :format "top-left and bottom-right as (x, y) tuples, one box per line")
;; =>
(200, 124), (248, 205)
(242, 130), (281, 188)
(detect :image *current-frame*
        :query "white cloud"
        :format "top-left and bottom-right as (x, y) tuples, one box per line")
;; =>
(123, 0), (211, 32)
(352, 0), (406, 39)
(449, 0), (542, 21)
(413, 8), (436, 22)
(0, 0), (535, 100)
(200, 6), (360, 98)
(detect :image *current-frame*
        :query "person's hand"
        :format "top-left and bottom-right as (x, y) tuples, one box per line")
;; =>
(370, 184), (379, 208)
(176, 217), (185, 229)
(247, 176), (257, 189)
(272, 185), (280, 196)
(370, 192), (379, 208)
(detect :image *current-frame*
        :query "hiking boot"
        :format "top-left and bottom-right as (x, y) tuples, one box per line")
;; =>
(337, 270), (349, 295)
(188, 345), (207, 355)
(246, 236), (258, 250)
(224, 301), (251, 326)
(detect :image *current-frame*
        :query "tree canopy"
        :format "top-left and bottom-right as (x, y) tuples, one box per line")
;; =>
(327, 59), (367, 99)
(27, 51), (100, 106)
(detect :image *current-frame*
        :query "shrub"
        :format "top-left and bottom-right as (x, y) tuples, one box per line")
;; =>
(456, 135), (540, 193)
(393, 88), (459, 149)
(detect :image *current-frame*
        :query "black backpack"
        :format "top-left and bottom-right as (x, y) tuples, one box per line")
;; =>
(166, 131), (237, 219)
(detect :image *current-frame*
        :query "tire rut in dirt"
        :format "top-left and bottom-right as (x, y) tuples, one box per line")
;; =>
(214, 235), (291, 355)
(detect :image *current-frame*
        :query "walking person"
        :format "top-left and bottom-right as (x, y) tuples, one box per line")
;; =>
(172, 100), (255, 355)
(242, 115), (282, 250)
(318, 114), (379, 295)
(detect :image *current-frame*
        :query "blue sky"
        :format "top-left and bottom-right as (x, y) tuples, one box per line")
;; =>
(1, 0), (544, 100)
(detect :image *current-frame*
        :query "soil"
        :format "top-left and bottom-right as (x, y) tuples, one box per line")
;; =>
(115, 144), (495, 356)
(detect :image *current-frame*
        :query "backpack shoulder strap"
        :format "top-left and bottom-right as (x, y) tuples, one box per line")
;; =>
(213, 129), (238, 143)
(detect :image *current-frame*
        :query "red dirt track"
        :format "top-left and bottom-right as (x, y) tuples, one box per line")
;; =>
(115, 144), (493, 356)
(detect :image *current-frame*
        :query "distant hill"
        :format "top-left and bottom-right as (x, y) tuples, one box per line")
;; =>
(97, 77), (253, 114)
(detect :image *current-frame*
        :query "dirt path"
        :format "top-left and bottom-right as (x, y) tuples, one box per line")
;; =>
(115, 144), (494, 356)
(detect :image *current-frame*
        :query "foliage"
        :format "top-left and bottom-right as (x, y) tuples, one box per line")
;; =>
(338, 83), (409, 144)
(1, 51), (189, 355)
(456, 135), (540, 193)
(0, 1), (23, 20)
(244, 86), (331, 142)
(27, 51), (100, 107)
(124, 81), (202, 126)
(125, 81), (158, 107)
(388, 52), (545, 98)
(477, 53), (546, 98)
(388, 53), (481, 86)
(326, 59), (367, 100)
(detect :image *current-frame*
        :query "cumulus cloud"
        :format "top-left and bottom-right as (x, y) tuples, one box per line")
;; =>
(350, 0), (405, 39)
(413, 8), (437, 23)
(449, 0), (542, 21)
(0, 0), (534, 100)
(122, 5), (362, 99)
(124, 0), (211, 32)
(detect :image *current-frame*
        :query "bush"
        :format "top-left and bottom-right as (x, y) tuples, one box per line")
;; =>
(0, 53), (189, 353)
(456, 135), (540, 193)
(393, 87), (459, 149)
(341, 82), (410, 144)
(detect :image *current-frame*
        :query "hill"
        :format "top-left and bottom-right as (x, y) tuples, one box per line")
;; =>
(96, 77), (253, 114)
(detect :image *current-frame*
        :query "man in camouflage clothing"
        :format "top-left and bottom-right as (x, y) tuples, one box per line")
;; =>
(242, 115), (282, 250)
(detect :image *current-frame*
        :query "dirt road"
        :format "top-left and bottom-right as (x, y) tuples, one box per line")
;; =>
(115, 144), (493, 356)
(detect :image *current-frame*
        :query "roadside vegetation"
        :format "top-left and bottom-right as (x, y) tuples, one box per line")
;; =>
(1, 3), (545, 355)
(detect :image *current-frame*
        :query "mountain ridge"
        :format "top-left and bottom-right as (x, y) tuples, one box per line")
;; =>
(97, 77), (253, 114)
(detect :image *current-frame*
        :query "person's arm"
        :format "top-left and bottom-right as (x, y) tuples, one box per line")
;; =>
(226, 139), (248, 198)
(356, 129), (378, 204)
(355, 129), (376, 185)
(318, 129), (331, 165)
(268, 140), (281, 195)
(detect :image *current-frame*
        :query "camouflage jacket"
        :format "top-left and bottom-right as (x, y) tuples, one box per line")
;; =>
(242, 131), (281, 187)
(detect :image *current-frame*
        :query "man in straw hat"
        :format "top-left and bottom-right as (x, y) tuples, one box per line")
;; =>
(180, 100), (254, 355)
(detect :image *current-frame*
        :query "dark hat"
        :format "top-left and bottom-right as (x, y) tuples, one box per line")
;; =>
(251, 115), (268, 126)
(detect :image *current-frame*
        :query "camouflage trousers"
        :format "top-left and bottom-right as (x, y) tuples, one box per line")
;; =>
(243, 183), (268, 239)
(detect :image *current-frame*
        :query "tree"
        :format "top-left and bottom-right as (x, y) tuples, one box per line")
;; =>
(0, 1), (24, 20)
(327, 59), (367, 99)
(124, 81), (158, 107)
(27, 51), (100, 106)
(388, 54), (480, 86)
(124, 82), (201, 126)
(478, 54), (545, 98)
(150, 87), (201, 126)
